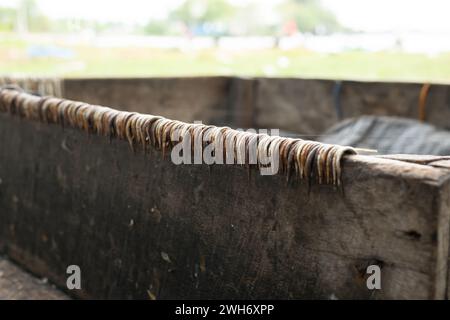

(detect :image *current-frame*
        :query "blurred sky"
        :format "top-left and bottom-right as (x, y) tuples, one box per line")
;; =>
(0, 0), (449, 33)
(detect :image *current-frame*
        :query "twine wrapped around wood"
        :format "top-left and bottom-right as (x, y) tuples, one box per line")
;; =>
(0, 87), (357, 186)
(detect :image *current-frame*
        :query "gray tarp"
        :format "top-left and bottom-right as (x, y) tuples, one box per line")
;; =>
(319, 116), (450, 155)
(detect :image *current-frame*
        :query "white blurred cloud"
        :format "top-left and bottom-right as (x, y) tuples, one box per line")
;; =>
(322, 0), (450, 32)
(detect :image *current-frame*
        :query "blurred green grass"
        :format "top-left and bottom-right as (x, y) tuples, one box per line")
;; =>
(1, 34), (450, 82)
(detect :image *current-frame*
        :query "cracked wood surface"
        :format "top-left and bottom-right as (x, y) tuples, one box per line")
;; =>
(0, 114), (449, 299)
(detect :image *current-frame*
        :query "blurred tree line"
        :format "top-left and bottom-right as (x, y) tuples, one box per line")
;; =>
(144, 0), (343, 35)
(0, 0), (343, 35)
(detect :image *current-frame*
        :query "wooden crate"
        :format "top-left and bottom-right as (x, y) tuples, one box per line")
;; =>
(0, 77), (450, 299)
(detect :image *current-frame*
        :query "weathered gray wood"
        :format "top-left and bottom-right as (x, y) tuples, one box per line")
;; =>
(0, 256), (69, 300)
(254, 78), (339, 135)
(227, 77), (257, 128)
(0, 114), (449, 299)
(435, 178), (450, 299)
(61, 78), (450, 135)
(63, 77), (232, 126)
(240, 78), (450, 134)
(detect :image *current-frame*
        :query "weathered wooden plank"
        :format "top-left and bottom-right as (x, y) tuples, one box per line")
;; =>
(61, 77), (450, 136)
(0, 114), (449, 299)
(253, 78), (450, 135)
(254, 78), (339, 135)
(435, 178), (450, 299)
(63, 77), (232, 126)
(226, 77), (256, 128)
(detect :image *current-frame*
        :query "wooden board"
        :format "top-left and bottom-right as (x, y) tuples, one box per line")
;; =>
(0, 114), (449, 299)
(254, 78), (450, 135)
(63, 77), (233, 126)
(62, 78), (450, 136)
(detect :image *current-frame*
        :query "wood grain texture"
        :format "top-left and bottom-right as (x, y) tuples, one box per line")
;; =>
(254, 78), (338, 135)
(0, 114), (449, 299)
(63, 77), (233, 126)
